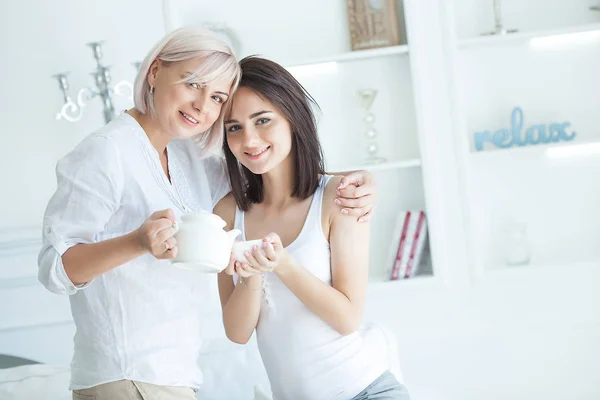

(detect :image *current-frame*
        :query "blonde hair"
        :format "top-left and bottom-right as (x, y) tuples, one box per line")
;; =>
(133, 27), (241, 155)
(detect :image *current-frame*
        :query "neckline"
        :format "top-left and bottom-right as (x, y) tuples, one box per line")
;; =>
(121, 112), (174, 187)
(120, 112), (192, 213)
(240, 175), (325, 251)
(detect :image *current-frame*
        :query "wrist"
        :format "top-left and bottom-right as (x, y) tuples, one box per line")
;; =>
(127, 229), (146, 256)
(274, 252), (294, 277)
(239, 275), (263, 290)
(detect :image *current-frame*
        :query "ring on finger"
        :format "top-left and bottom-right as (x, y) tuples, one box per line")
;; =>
(267, 262), (275, 271)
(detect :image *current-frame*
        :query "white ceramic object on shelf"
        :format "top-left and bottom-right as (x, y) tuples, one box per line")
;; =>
(171, 211), (241, 273)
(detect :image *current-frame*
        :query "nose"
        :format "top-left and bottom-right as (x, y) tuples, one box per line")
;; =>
(192, 92), (209, 115)
(241, 125), (261, 147)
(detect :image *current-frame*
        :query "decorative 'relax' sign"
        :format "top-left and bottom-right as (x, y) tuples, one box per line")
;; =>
(474, 107), (577, 151)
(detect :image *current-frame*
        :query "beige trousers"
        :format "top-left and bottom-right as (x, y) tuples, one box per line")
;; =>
(72, 380), (196, 400)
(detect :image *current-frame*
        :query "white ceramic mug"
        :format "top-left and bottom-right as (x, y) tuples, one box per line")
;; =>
(232, 239), (265, 264)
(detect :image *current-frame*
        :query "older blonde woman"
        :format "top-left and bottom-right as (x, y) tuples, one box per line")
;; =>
(38, 27), (378, 400)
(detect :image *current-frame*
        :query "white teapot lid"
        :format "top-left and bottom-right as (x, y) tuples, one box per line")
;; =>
(181, 210), (226, 229)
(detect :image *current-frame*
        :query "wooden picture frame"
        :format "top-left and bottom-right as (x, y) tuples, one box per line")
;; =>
(347, 0), (401, 51)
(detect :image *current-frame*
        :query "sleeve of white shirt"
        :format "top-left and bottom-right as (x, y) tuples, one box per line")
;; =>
(204, 154), (231, 208)
(38, 135), (123, 295)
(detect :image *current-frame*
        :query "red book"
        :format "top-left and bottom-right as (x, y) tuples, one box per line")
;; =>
(404, 211), (426, 278)
(391, 211), (411, 280)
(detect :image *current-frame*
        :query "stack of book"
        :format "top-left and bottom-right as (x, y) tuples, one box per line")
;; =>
(387, 210), (428, 280)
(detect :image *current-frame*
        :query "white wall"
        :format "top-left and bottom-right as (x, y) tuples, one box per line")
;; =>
(0, 0), (165, 229)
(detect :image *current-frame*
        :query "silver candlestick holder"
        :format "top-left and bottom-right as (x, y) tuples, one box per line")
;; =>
(357, 89), (386, 165)
(53, 41), (139, 123)
(481, 0), (518, 36)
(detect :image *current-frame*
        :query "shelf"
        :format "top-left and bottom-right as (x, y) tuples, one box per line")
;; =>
(457, 22), (600, 49)
(333, 158), (421, 173)
(285, 45), (409, 68)
(477, 260), (600, 287)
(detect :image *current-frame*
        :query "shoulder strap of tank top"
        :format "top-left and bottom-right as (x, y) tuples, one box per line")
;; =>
(309, 174), (333, 234)
(233, 206), (246, 241)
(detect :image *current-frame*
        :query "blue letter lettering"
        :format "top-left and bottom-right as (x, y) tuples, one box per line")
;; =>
(559, 122), (576, 141)
(492, 129), (513, 149)
(525, 125), (547, 144)
(511, 107), (525, 146)
(474, 131), (492, 151)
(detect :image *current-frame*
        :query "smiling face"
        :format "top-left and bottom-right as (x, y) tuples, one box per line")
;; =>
(224, 87), (293, 175)
(148, 58), (232, 140)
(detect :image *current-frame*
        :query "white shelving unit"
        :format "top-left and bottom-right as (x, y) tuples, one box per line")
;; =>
(162, 0), (480, 291)
(457, 21), (600, 48)
(285, 44), (409, 68)
(333, 158), (421, 174)
(447, 0), (600, 278)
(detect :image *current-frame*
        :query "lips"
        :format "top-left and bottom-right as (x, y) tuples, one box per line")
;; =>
(244, 146), (270, 160)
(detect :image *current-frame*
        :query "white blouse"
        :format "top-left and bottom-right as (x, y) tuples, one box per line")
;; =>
(37, 113), (230, 390)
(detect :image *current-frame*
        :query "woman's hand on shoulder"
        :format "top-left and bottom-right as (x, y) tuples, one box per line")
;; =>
(333, 170), (378, 223)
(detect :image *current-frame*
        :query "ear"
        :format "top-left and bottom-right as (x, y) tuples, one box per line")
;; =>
(147, 59), (160, 87)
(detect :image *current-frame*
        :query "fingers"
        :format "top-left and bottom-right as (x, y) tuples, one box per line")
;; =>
(263, 241), (277, 261)
(155, 226), (177, 243)
(338, 173), (366, 189)
(164, 237), (177, 250)
(150, 208), (175, 222)
(251, 245), (270, 265)
(244, 247), (272, 274)
(336, 204), (375, 223)
(160, 246), (178, 260)
(358, 207), (374, 223)
(264, 233), (283, 250)
(235, 261), (262, 277)
(145, 224), (177, 257)
(335, 194), (373, 209)
(336, 184), (371, 199)
(222, 253), (236, 275)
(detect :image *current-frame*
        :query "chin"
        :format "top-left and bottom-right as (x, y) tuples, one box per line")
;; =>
(174, 126), (204, 140)
(239, 162), (267, 175)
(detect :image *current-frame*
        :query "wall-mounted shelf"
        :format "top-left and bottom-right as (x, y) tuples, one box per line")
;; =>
(333, 158), (421, 173)
(285, 45), (409, 68)
(457, 22), (600, 49)
(479, 260), (600, 283)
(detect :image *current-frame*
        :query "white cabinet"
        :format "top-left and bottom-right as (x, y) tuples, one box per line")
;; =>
(446, 0), (600, 277)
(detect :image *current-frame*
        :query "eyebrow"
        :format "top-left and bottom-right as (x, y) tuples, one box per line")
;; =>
(182, 72), (229, 98)
(225, 110), (272, 124)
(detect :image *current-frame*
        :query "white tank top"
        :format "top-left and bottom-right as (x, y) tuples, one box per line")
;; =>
(234, 175), (389, 400)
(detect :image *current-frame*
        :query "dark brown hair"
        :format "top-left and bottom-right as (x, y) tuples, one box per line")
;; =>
(223, 56), (325, 211)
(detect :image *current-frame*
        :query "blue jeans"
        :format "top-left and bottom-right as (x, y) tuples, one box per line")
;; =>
(351, 371), (410, 400)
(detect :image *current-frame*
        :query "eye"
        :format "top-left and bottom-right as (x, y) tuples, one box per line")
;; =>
(212, 95), (224, 103)
(256, 117), (270, 125)
(226, 124), (241, 133)
(188, 82), (200, 90)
